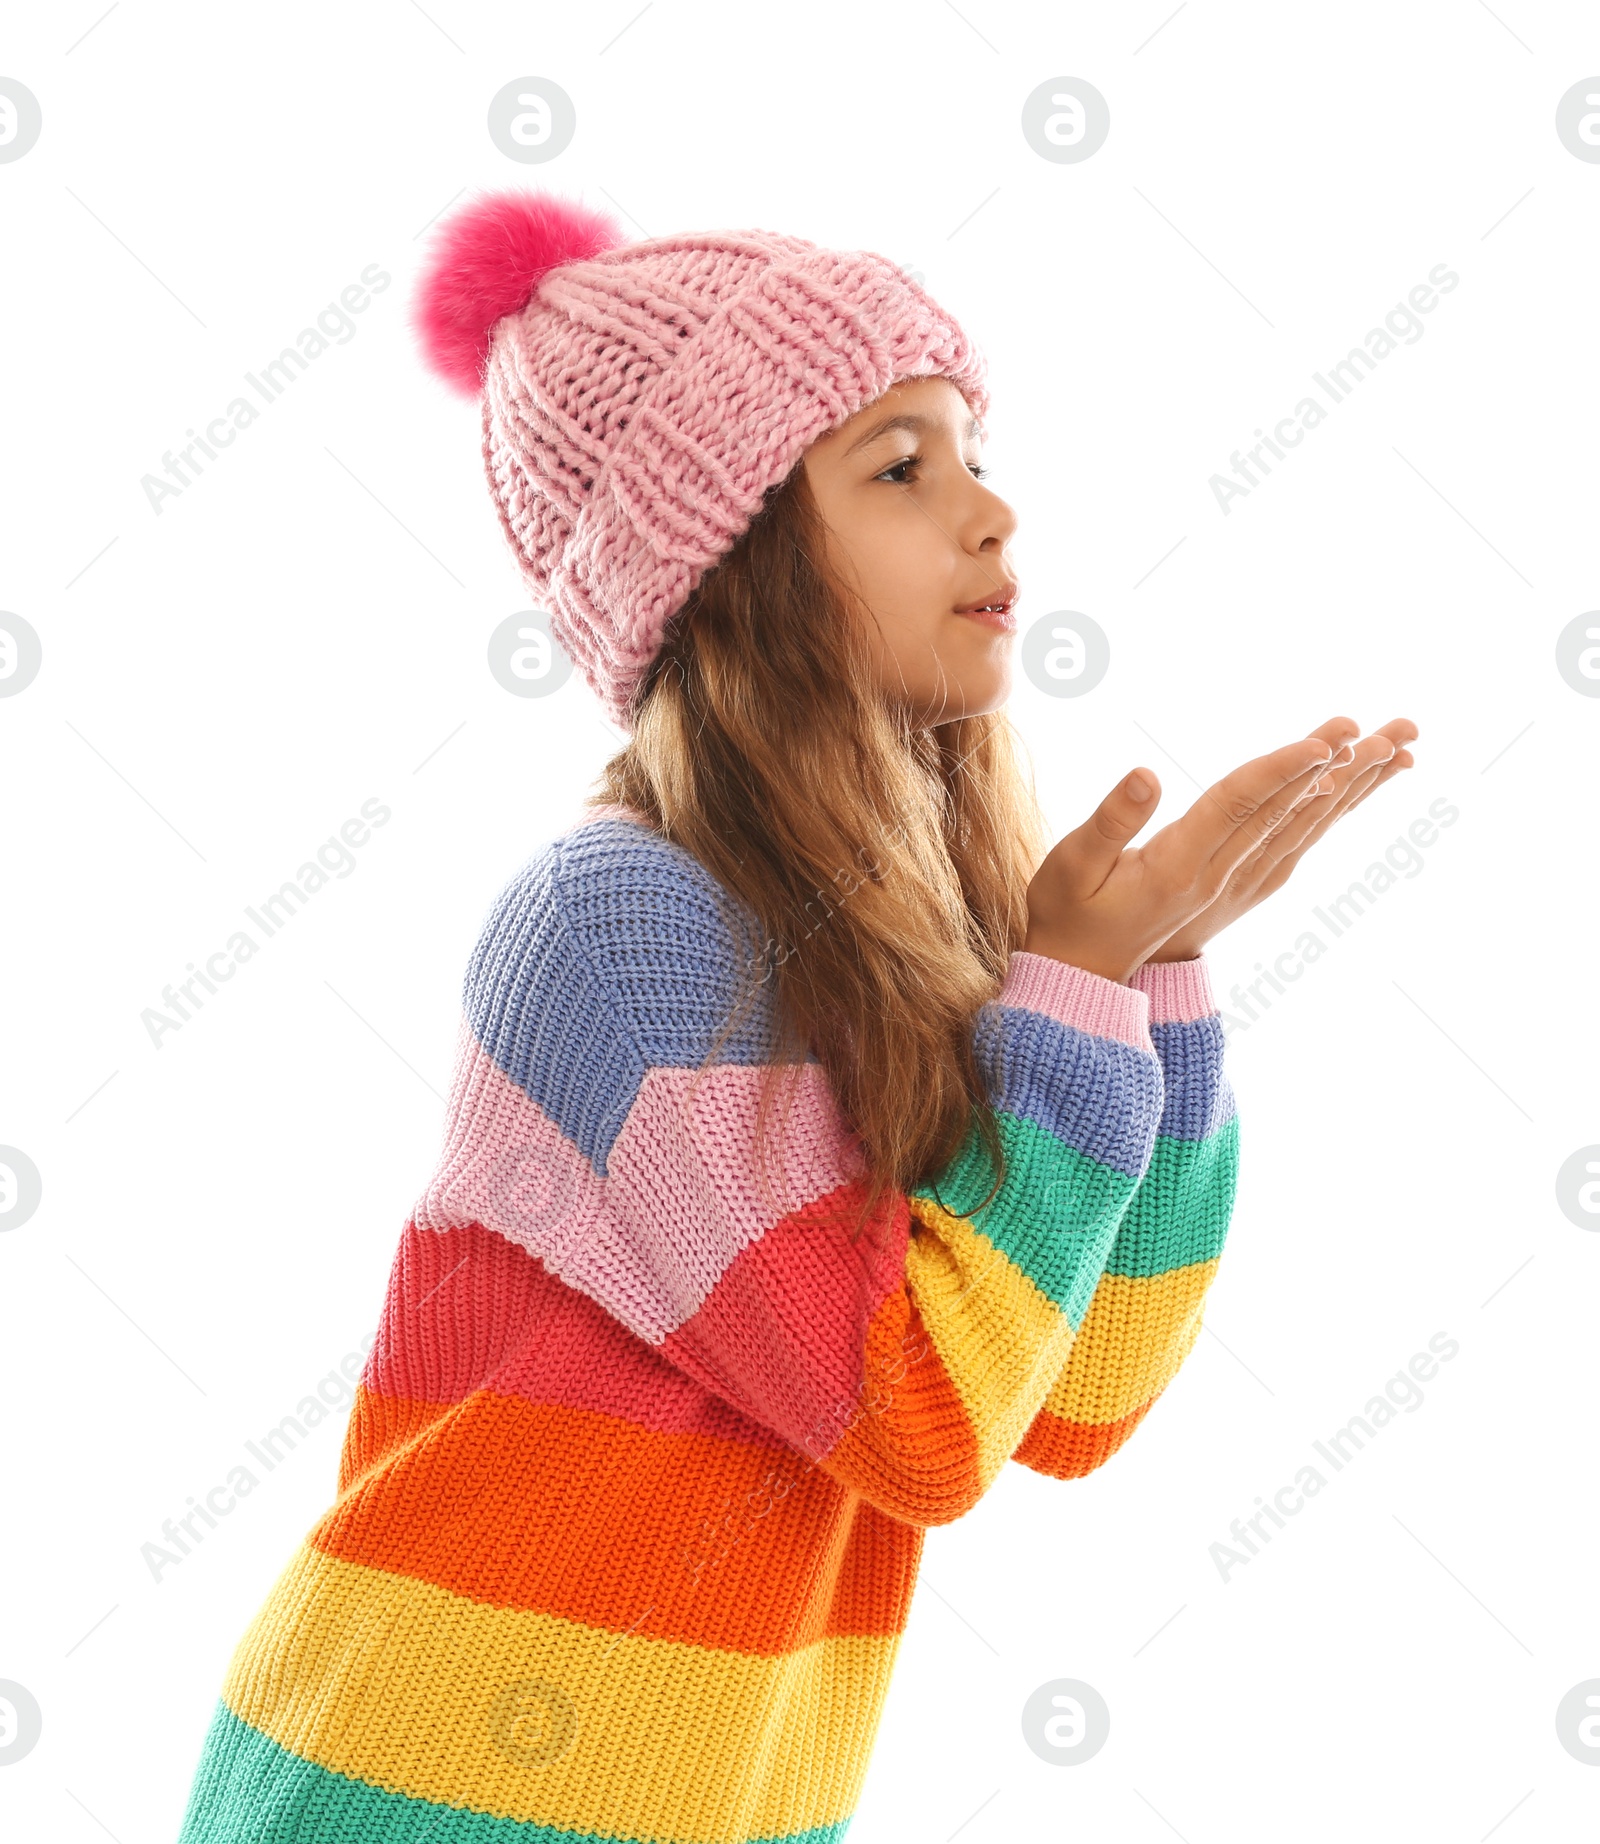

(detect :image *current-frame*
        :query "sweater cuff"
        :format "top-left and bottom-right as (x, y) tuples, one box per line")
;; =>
(1127, 953), (1217, 1023)
(999, 951), (1153, 1052)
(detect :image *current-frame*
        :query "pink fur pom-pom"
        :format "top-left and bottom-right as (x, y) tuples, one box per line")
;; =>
(411, 190), (627, 397)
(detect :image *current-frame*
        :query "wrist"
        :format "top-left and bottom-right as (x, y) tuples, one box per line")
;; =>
(1021, 932), (1136, 985)
(1144, 929), (1209, 964)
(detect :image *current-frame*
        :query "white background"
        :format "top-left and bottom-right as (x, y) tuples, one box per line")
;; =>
(2, 1), (1596, 1838)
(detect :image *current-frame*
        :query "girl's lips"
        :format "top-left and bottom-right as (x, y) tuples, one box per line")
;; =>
(958, 604), (1017, 641)
(958, 586), (1017, 638)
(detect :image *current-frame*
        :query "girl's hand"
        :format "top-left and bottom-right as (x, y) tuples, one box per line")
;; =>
(1022, 732), (1345, 984)
(1146, 714), (1418, 964)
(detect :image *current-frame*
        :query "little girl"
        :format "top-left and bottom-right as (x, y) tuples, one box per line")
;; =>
(176, 191), (1415, 1842)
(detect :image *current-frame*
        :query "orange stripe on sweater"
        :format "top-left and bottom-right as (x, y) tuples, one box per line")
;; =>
(1011, 1393), (1158, 1478)
(823, 1286), (984, 1525)
(311, 1390), (923, 1654)
(336, 1384), (453, 1492)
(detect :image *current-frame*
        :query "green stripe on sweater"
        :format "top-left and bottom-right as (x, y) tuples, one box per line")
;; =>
(178, 1701), (853, 1844)
(912, 1111), (1140, 1325)
(1103, 1115), (1240, 1278)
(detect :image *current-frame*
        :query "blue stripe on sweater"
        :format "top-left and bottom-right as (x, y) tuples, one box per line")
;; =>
(465, 817), (1160, 1180)
(1150, 1017), (1237, 1141)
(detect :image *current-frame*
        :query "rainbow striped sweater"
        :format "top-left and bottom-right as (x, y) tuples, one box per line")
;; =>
(177, 805), (1239, 1843)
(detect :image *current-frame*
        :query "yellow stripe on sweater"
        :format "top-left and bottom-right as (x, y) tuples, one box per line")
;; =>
(220, 1542), (900, 1843)
(1040, 1259), (1219, 1424)
(905, 1194), (1075, 1489)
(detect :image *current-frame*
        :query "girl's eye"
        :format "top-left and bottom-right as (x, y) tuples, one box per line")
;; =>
(873, 457), (988, 486)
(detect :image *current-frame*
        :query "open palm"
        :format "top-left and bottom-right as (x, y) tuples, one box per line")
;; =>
(1149, 715), (1418, 964)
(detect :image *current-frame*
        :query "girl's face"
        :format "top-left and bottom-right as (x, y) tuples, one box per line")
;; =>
(801, 376), (1019, 725)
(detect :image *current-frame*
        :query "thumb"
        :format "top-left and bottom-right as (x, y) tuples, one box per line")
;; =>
(1065, 767), (1160, 881)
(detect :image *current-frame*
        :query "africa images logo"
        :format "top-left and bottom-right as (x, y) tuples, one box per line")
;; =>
(1209, 264), (1460, 515)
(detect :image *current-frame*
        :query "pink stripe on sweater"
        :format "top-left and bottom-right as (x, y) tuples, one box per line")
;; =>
(603, 1060), (895, 1334)
(998, 951), (1153, 1051)
(414, 1034), (886, 1346)
(1128, 954), (1217, 1023)
(413, 1028), (708, 1343)
(412, 1019), (608, 1270)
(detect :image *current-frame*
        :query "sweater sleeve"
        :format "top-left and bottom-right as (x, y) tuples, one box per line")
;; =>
(1009, 952), (1239, 1480)
(425, 818), (1165, 1529)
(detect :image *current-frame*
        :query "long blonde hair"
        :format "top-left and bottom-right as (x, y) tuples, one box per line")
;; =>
(589, 460), (1048, 1244)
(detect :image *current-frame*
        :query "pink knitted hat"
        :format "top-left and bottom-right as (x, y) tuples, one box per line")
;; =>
(411, 189), (989, 731)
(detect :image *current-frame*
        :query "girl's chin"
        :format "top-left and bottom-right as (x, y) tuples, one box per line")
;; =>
(929, 665), (1014, 722)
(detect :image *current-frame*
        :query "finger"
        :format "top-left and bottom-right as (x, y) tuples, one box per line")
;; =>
(1205, 730), (1385, 898)
(1334, 721), (1417, 791)
(1319, 715), (1415, 781)
(1239, 739), (1392, 872)
(1155, 735), (1336, 881)
(1238, 734), (1416, 897)
(1282, 722), (1410, 828)
(1307, 725), (1417, 831)
(1205, 754), (1339, 884)
(1249, 767), (1375, 881)
(1060, 767), (1164, 887)
(1299, 732), (1398, 826)
(1147, 753), (1332, 902)
(1306, 714), (1362, 762)
(1210, 768), (1338, 898)
(1333, 748), (1413, 821)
